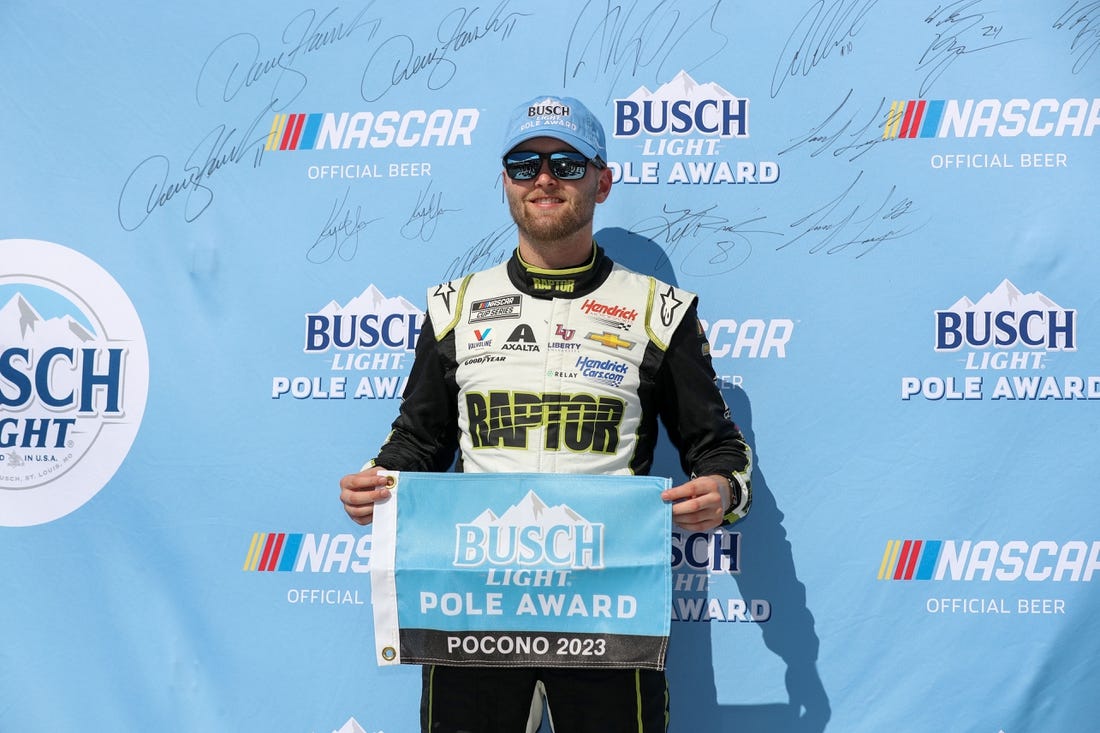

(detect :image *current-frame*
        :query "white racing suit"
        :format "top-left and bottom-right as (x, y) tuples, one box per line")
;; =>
(371, 244), (751, 732)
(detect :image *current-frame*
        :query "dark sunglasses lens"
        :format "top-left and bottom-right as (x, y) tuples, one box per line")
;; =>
(548, 153), (588, 179)
(504, 153), (542, 180)
(504, 151), (590, 180)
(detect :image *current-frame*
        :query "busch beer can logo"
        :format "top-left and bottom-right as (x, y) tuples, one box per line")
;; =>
(934, 279), (1076, 352)
(453, 490), (605, 569)
(614, 71), (749, 138)
(0, 239), (149, 526)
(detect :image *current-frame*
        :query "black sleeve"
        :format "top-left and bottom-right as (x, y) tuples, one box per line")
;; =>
(372, 314), (459, 472)
(657, 302), (753, 520)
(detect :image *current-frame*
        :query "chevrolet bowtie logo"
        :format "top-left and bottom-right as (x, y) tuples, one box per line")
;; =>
(586, 331), (635, 350)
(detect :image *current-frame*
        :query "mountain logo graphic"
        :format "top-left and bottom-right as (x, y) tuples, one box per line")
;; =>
(614, 70), (749, 138)
(453, 490), (605, 569)
(0, 239), (149, 527)
(934, 279), (1076, 352)
(304, 285), (424, 353)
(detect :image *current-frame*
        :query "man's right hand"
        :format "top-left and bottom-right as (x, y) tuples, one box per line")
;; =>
(339, 465), (393, 525)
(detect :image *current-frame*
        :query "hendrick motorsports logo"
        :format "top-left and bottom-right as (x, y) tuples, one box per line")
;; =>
(901, 279), (1096, 401)
(271, 285), (422, 400)
(610, 70), (779, 186)
(0, 239), (149, 526)
(453, 490), (605, 570)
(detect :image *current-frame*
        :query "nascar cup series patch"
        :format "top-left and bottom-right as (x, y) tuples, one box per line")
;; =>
(370, 472), (672, 669)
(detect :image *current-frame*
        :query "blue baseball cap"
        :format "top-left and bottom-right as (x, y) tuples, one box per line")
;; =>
(501, 95), (607, 165)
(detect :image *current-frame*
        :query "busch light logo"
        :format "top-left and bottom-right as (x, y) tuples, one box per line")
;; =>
(902, 279), (1092, 401)
(454, 490), (605, 569)
(275, 285), (421, 401)
(304, 285), (422, 353)
(935, 279), (1075, 352)
(615, 71), (749, 138)
(0, 239), (149, 526)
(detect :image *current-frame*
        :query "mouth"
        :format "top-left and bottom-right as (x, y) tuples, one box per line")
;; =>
(528, 195), (564, 208)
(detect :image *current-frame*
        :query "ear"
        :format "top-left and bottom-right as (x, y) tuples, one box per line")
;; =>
(594, 166), (612, 203)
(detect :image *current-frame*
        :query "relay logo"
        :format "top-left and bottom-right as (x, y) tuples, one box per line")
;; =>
(453, 490), (605, 570)
(884, 97), (1100, 139)
(878, 539), (1100, 582)
(934, 279), (1075, 352)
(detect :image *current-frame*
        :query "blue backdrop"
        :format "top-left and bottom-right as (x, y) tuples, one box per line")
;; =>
(2, 2), (1097, 731)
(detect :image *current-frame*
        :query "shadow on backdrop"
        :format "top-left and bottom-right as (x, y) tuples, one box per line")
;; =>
(601, 227), (831, 732)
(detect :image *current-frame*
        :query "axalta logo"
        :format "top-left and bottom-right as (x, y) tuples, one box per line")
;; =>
(265, 108), (479, 151)
(243, 532), (370, 573)
(615, 71), (748, 139)
(453, 490), (605, 569)
(878, 539), (1100, 582)
(0, 239), (149, 527)
(934, 279), (1075, 353)
(884, 98), (1100, 138)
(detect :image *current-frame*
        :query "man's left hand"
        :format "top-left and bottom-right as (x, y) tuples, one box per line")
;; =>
(662, 475), (729, 532)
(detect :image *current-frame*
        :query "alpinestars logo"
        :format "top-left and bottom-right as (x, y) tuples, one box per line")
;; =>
(901, 280), (1097, 401)
(453, 490), (605, 570)
(0, 239), (149, 527)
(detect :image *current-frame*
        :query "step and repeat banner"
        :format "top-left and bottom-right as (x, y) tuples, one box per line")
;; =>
(2, 2), (1097, 731)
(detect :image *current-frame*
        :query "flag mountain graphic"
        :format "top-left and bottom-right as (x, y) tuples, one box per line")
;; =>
(465, 490), (590, 530)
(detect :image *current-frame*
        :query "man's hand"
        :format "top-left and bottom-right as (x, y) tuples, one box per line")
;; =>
(662, 475), (730, 532)
(339, 465), (393, 525)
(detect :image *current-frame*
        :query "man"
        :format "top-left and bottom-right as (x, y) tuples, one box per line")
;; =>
(340, 95), (752, 733)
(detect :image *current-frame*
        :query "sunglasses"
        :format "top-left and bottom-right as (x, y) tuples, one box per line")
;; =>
(502, 150), (605, 181)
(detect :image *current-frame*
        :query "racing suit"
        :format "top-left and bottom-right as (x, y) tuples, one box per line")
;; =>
(371, 244), (752, 732)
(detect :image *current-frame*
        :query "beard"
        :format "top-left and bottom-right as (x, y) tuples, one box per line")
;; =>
(506, 183), (598, 245)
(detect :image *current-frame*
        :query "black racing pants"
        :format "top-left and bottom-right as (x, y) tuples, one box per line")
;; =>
(421, 664), (669, 733)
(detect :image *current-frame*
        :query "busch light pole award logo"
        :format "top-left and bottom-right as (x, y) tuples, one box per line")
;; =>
(1, 239), (149, 526)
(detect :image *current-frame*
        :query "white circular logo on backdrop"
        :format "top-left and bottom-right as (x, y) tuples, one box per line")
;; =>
(0, 239), (149, 526)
